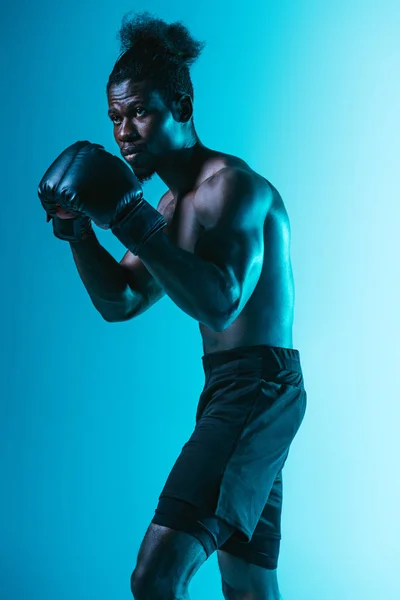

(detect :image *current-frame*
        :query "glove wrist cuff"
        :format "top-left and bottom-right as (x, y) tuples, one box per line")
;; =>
(111, 197), (167, 255)
(52, 215), (94, 242)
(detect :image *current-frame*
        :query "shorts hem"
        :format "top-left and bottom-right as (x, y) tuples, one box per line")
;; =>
(220, 542), (279, 570)
(214, 508), (251, 543)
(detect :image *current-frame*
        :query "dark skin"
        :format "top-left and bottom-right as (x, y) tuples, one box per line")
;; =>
(61, 78), (292, 599)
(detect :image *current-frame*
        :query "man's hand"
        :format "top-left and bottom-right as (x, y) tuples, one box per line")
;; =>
(38, 141), (167, 252)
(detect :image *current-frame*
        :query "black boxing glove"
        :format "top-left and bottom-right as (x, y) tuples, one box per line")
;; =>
(39, 157), (94, 242)
(38, 141), (167, 254)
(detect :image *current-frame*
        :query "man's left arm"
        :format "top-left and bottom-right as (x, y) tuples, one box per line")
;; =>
(135, 168), (271, 331)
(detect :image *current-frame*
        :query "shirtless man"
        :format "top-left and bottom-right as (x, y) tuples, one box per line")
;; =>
(38, 12), (307, 600)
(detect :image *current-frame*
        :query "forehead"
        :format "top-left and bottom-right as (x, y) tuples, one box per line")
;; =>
(107, 79), (165, 108)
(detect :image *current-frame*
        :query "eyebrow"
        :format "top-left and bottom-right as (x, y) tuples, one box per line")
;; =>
(107, 101), (145, 116)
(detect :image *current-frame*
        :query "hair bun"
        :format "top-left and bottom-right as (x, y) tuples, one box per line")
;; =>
(117, 11), (205, 67)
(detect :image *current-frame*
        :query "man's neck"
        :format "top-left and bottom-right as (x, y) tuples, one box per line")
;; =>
(156, 140), (210, 197)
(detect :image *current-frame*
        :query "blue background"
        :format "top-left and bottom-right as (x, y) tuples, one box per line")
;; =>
(1, 1), (399, 598)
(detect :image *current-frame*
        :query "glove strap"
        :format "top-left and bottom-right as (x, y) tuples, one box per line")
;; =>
(111, 198), (167, 255)
(51, 215), (94, 242)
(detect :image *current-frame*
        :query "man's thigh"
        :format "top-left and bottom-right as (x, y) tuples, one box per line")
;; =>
(216, 469), (285, 599)
(151, 496), (236, 558)
(218, 468), (285, 571)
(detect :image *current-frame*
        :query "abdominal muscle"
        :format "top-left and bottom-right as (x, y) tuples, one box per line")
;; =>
(199, 275), (295, 354)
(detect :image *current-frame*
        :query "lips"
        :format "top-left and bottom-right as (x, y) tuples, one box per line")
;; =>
(122, 147), (144, 157)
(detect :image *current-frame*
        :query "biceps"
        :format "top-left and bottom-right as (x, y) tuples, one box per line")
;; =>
(195, 227), (264, 299)
(233, 233), (264, 305)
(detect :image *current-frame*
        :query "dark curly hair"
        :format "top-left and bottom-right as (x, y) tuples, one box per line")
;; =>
(106, 12), (205, 106)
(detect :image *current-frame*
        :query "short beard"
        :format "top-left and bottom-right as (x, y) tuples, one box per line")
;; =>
(133, 167), (156, 185)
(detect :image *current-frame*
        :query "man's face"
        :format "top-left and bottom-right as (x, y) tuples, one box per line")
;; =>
(107, 79), (182, 183)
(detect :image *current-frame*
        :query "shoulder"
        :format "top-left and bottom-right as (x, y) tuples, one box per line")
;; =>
(195, 150), (274, 205)
(194, 162), (272, 229)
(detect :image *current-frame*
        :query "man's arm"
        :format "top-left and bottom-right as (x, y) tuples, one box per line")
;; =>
(69, 237), (165, 322)
(69, 194), (170, 322)
(135, 168), (271, 332)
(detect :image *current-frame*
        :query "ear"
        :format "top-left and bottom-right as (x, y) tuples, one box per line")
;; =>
(173, 94), (193, 123)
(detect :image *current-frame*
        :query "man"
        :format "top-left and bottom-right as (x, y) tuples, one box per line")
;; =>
(38, 12), (307, 600)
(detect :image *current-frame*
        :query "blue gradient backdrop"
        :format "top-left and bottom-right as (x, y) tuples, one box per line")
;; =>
(1, 1), (399, 599)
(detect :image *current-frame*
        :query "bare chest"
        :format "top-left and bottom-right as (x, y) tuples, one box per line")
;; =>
(162, 194), (203, 253)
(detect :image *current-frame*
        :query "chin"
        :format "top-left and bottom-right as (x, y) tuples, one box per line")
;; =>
(132, 166), (156, 184)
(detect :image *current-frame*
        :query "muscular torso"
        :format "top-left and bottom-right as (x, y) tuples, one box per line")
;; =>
(159, 150), (294, 353)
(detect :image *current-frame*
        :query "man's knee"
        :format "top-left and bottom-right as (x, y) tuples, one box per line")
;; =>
(130, 522), (209, 598)
(130, 567), (148, 600)
(130, 566), (175, 600)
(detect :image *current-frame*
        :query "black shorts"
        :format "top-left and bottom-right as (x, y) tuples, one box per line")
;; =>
(151, 344), (307, 569)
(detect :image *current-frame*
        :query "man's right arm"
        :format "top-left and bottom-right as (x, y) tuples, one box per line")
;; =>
(69, 194), (171, 322)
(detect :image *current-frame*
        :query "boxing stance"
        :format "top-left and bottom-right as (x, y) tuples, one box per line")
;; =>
(38, 12), (307, 600)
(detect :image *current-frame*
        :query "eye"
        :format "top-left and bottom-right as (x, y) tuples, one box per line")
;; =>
(109, 107), (147, 125)
(135, 107), (147, 117)
(110, 115), (122, 125)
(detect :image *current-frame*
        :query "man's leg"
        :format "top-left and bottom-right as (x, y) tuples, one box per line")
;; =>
(218, 550), (282, 600)
(130, 522), (208, 600)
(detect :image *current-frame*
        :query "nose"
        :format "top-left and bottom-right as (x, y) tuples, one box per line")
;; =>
(117, 118), (140, 142)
